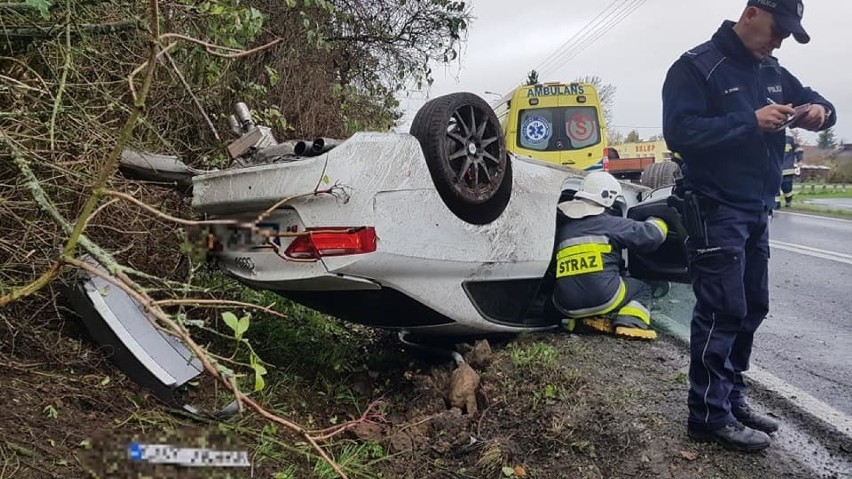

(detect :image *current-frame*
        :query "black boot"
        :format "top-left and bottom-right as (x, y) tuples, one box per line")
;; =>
(733, 405), (779, 434)
(688, 421), (771, 452)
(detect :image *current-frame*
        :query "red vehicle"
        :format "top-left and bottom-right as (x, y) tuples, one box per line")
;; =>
(603, 141), (681, 189)
(602, 147), (655, 182)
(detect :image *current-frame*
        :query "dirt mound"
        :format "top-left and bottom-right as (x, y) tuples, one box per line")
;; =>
(0, 316), (822, 478)
(350, 333), (813, 478)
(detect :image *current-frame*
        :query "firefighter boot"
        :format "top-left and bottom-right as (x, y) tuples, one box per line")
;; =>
(613, 301), (657, 340)
(562, 317), (613, 335)
(732, 405), (779, 434)
(613, 315), (657, 340)
(580, 317), (613, 334)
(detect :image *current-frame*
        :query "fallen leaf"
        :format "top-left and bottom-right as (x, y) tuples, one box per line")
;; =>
(513, 465), (527, 476)
(680, 450), (698, 461)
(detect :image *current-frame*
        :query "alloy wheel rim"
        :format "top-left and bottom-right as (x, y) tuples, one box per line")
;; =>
(444, 104), (505, 203)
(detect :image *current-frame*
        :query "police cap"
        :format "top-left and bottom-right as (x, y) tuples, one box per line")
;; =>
(747, 0), (810, 44)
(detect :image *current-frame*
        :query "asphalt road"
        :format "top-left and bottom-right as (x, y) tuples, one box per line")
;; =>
(653, 210), (852, 417)
(803, 197), (852, 210)
(760, 210), (852, 416)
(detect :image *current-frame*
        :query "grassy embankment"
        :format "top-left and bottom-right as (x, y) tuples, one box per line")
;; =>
(784, 183), (852, 219)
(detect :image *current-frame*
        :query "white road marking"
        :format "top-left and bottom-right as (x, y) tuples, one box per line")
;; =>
(746, 366), (852, 441)
(769, 240), (852, 266)
(774, 210), (852, 224)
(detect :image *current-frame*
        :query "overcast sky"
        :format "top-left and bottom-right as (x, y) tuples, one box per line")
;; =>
(398, 0), (850, 146)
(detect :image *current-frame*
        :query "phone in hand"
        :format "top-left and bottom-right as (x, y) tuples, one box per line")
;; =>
(776, 103), (811, 131)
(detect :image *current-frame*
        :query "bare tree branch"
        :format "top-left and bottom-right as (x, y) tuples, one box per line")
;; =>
(151, 299), (289, 320)
(164, 51), (220, 142)
(63, 257), (348, 478)
(0, 20), (143, 40)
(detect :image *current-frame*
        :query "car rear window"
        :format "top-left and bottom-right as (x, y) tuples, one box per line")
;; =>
(518, 106), (601, 151)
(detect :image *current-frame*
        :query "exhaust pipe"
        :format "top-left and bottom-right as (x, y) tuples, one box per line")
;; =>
(233, 102), (254, 132)
(290, 138), (344, 157)
(294, 140), (311, 156)
(227, 115), (242, 136)
(311, 138), (342, 155)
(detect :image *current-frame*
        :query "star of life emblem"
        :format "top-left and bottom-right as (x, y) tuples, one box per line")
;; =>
(521, 116), (551, 146)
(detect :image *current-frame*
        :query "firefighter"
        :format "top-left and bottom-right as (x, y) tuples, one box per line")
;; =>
(552, 172), (668, 340)
(777, 133), (804, 208)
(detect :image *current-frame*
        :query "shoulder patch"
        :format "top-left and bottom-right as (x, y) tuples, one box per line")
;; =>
(683, 41), (713, 59)
(683, 41), (725, 80)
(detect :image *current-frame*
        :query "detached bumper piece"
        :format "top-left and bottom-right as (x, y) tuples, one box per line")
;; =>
(67, 263), (203, 405)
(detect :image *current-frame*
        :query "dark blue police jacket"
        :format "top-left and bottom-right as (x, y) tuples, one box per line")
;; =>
(663, 21), (836, 211)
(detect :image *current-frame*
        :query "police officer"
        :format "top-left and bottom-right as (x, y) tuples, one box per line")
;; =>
(663, 0), (836, 452)
(778, 133), (805, 208)
(552, 172), (667, 340)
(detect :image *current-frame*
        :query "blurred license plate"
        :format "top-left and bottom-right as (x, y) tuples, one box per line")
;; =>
(128, 442), (250, 467)
(214, 210), (302, 252)
(213, 222), (278, 251)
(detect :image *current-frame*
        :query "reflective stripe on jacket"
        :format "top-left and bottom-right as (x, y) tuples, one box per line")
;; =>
(553, 213), (666, 316)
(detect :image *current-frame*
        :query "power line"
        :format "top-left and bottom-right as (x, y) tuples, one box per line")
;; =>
(545, 0), (646, 74)
(540, 0), (648, 78)
(536, 1), (633, 76)
(502, 1), (638, 94)
(533, 0), (623, 74)
(536, 0), (642, 76)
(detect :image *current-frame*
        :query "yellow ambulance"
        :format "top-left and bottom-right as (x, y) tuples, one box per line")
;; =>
(493, 82), (608, 171)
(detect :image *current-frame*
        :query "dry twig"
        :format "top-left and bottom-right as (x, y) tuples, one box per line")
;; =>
(64, 257), (348, 478)
(1, 0), (359, 475)
(151, 299), (288, 320)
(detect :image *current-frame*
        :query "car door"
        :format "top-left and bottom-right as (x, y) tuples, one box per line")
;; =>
(625, 187), (690, 284)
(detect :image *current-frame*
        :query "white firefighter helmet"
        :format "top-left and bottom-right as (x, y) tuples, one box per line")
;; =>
(557, 172), (623, 219)
(575, 171), (623, 208)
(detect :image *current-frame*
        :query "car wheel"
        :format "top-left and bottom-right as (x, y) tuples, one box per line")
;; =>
(410, 92), (512, 225)
(640, 161), (681, 190)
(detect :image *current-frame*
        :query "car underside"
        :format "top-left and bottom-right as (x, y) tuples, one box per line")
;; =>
(188, 94), (688, 336)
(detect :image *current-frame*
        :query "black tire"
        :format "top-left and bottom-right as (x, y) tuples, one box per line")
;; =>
(410, 92), (512, 225)
(640, 161), (682, 190)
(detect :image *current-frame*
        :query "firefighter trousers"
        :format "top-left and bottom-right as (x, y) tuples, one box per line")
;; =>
(554, 276), (652, 329)
(686, 200), (770, 432)
(780, 175), (795, 205)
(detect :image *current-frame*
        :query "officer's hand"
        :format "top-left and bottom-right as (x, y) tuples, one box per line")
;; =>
(755, 104), (795, 132)
(793, 104), (827, 131)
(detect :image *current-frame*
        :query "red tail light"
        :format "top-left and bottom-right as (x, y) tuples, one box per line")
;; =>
(602, 148), (610, 172)
(284, 227), (377, 260)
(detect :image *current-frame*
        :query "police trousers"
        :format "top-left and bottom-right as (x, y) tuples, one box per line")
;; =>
(686, 201), (770, 431)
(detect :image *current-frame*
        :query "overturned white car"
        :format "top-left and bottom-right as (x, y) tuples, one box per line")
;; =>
(188, 93), (688, 336)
